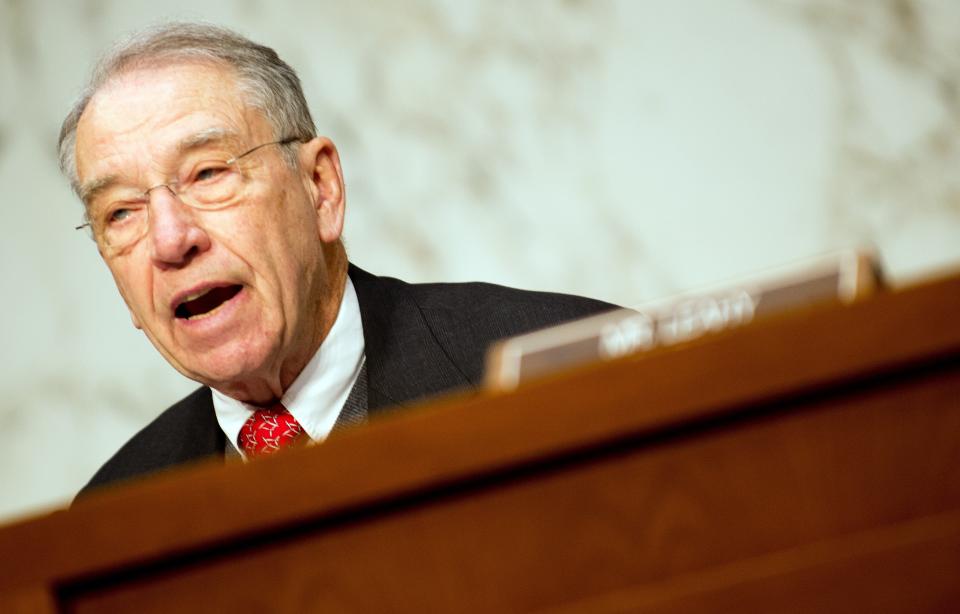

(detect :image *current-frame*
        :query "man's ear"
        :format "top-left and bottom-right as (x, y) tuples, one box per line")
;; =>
(301, 137), (345, 244)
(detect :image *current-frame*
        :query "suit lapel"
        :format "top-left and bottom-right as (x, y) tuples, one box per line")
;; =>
(349, 264), (470, 415)
(77, 387), (225, 498)
(166, 387), (227, 461)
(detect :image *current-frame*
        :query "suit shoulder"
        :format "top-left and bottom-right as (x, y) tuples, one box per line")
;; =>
(350, 264), (615, 322)
(412, 279), (617, 329)
(76, 386), (222, 499)
(409, 280), (617, 383)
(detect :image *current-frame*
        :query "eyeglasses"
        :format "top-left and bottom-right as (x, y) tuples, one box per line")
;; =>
(77, 137), (301, 256)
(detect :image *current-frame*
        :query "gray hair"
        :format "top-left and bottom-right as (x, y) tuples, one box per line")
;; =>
(58, 22), (317, 197)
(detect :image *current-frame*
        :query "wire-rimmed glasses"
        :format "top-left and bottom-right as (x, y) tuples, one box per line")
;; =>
(76, 137), (301, 256)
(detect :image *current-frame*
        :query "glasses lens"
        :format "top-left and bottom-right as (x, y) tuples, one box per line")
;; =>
(182, 161), (245, 207)
(97, 206), (148, 253)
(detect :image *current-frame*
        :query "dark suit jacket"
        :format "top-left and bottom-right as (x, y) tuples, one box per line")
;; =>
(79, 265), (614, 496)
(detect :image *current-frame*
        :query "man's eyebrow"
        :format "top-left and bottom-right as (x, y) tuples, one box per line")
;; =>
(175, 127), (243, 154)
(79, 175), (119, 207)
(78, 128), (245, 205)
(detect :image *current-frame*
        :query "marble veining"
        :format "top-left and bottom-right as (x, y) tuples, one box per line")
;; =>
(765, 0), (960, 274)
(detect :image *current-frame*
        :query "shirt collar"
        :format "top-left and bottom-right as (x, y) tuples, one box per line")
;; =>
(212, 277), (365, 455)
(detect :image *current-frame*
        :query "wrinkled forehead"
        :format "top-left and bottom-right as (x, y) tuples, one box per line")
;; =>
(75, 61), (270, 180)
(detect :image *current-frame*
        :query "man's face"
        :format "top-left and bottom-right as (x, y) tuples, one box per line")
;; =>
(74, 62), (345, 402)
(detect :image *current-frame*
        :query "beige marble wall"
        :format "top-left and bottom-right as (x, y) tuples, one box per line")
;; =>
(1, 0), (958, 522)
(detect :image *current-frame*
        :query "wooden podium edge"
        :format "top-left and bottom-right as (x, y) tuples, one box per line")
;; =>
(1, 270), (959, 596)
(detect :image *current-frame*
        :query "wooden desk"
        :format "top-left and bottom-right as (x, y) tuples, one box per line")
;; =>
(2, 272), (959, 613)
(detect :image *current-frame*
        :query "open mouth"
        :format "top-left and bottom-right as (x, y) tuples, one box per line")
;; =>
(175, 285), (243, 320)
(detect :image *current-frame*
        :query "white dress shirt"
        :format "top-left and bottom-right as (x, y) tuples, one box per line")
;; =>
(212, 277), (365, 457)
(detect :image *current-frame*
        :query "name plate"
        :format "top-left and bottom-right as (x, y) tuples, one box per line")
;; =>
(484, 250), (882, 391)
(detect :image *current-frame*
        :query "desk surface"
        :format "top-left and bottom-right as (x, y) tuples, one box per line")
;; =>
(2, 271), (959, 613)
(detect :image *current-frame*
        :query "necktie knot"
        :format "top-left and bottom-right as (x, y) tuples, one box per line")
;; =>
(238, 403), (307, 457)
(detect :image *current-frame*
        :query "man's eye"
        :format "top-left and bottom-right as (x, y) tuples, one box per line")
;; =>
(107, 207), (134, 224)
(194, 165), (230, 182)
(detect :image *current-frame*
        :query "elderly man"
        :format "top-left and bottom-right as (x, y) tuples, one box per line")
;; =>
(61, 23), (612, 495)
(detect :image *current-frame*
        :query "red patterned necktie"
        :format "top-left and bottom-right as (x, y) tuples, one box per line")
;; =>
(238, 403), (307, 457)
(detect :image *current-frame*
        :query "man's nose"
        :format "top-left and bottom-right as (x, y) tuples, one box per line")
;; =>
(146, 187), (211, 267)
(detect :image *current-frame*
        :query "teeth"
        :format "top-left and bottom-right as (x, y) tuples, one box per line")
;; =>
(187, 303), (221, 320)
(181, 289), (211, 304)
